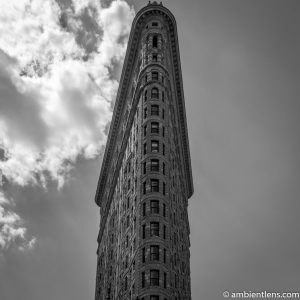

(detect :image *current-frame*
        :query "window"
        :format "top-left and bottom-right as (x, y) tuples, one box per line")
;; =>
(162, 91), (165, 102)
(163, 182), (166, 195)
(127, 179), (131, 190)
(163, 225), (166, 239)
(150, 159), (159, 172)
(144, 125), (147, 136)
(151, 140), (159, 153)
(150, 179), (159, 192)
(164, 248), (166, 263)
(142, 224), (146, 239)
(152, 54), (157, 62)
(162, 126), (165, 137)
(153, 36), (158, 48)
(162, 108), (165, 119)
(142, 271), (146, 287)
(143, 202), (146, 216)
(163, 144), (165, 155)
(152, 22), (158, 27)
(143, 143), (147, 155)
(150, 222), (159, 236)
(143, 181), (146, 194)
(144, 107), (147, 119)
(164, 272), (167, 288)
(150, 296), (159, 300)
(143, 161), (146, 174)
(144, 90), (148, 101)
(150, 245), (159, 261)
(150, 200), (159, 214)
(163, 204), (166, 217)
(150, 269), (159, 286)
(152, 72), (159, 81)
(142, 247), (146, 263)
(151, 105), (159, 116)
(151, 87), (159, 98)
(163, 162), (165, 175)
(151, 122), (159, 134)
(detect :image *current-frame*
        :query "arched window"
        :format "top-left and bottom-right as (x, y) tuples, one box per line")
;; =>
(144, 90), (148, 101)
(153, 36), (158, 48)
(151, 87), (159, 99)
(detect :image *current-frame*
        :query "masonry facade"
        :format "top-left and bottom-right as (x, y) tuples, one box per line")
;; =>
(94, 2), (193, 300)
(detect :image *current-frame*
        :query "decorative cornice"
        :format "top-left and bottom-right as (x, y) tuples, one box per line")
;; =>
(95, 4), (193, 207)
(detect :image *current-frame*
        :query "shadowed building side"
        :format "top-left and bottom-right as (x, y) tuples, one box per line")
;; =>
(94, 2), (194, 299)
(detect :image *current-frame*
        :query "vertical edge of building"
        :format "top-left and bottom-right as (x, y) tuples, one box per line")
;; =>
(94, 2), (194, 300)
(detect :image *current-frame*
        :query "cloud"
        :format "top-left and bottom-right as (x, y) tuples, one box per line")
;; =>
(0, 0), (135, 250)
(0, 191), (35, 251)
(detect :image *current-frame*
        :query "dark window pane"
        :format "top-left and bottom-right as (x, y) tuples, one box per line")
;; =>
(151, 140), (159, 152)
(150, 222), (159, 236)
(150, 159), (159, 172)
(152, 72), (159, 81)
(151, 122), (159, 134)
(150, 269), (159, 286)
(151, 105), (159, 116)
(150, 179), (159, 192)
(150, 245), (159, 261)
(153, 36), (158, 48)
(142, 247), (146, 263)
(150, 200), (159, 213)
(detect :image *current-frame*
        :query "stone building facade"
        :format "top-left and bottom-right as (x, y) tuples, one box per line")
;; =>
(94, 2), (193, 300)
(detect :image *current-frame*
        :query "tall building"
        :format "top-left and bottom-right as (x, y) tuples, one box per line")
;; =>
(94, 2), (193, 300)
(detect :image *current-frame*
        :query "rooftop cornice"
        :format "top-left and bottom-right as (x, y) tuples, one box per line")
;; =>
(95, 4), (193, 207)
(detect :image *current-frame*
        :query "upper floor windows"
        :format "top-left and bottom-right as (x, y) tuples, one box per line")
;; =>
(152, 72), (159, 81)
(150, 222), (159, 237)
(150, 200), (159, 213)
(150, 245), (160, 261)
(152, 53), (157, 62)
(150, 159), (159, 172)
(151, 122), (159, 134)
(151, 87), (159, 98)
(150, 179), (159, 192)
(151, 140), (159, 152)
(142, 247), (146, 263)
(150, 269), (160, 286)
(142, 224), (146, 239)
(151, 105), (159, 116)
(153, 36), (158, 48)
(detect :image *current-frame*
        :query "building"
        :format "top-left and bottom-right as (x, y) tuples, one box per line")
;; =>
(94, 2), (194, 300)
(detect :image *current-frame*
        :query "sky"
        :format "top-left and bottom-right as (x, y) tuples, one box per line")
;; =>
(0, 0), (300, 299)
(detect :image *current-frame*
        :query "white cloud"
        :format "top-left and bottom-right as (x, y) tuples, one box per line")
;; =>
(0, 0), (135, 250)
(0, 191), (35, 251)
